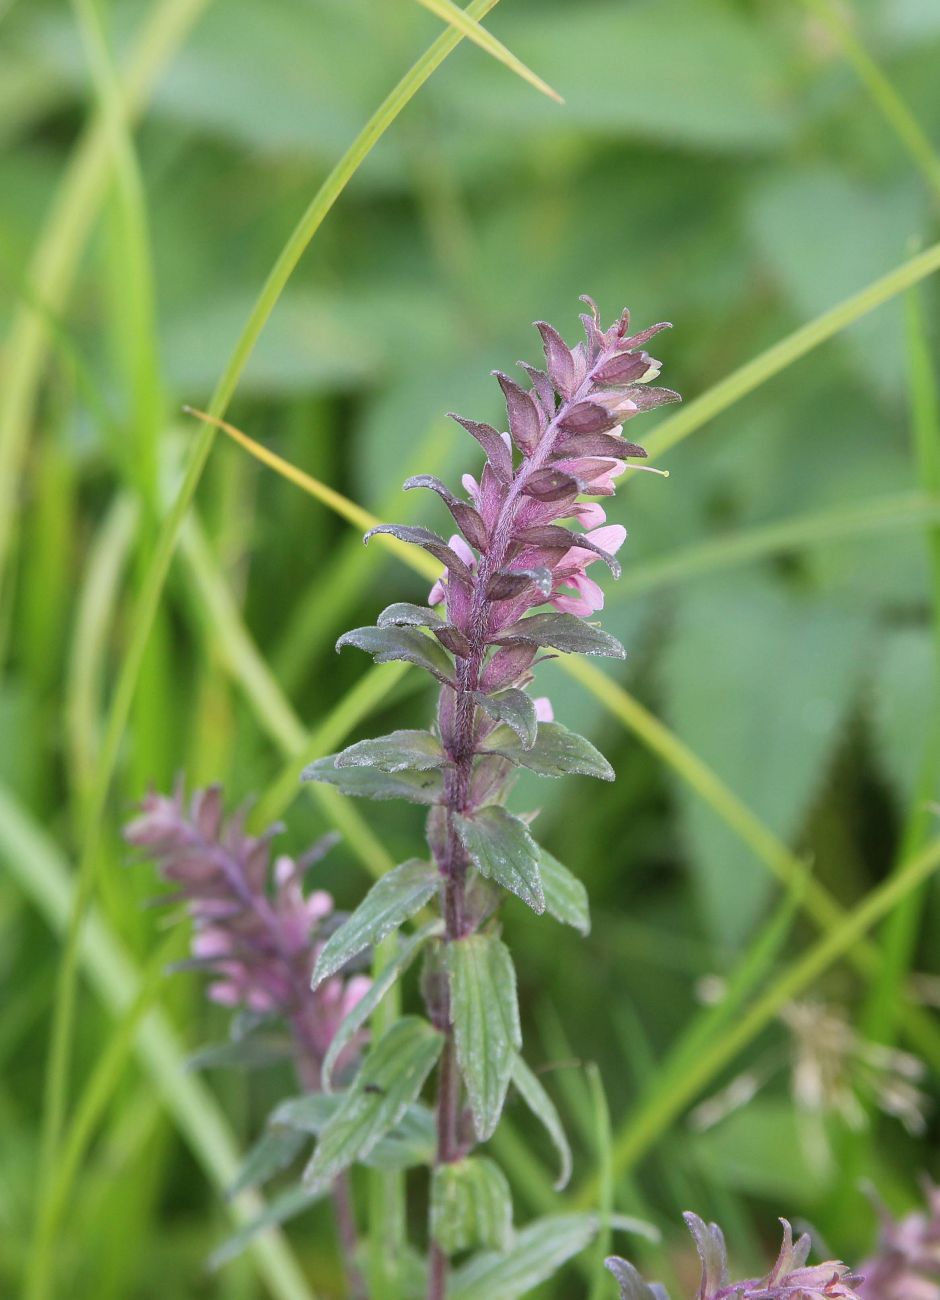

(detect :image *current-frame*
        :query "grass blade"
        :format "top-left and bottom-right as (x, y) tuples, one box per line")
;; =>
(412, 0), (563, 103)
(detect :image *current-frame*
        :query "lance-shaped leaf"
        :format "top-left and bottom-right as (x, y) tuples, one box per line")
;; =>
(431, 1155), (514, 1254)
(322, 921), (444, 1091)
(514, 524), (623, 578)
(496, 611), (626, 659)
(227, 1124), (307, 1198)
(436, 624), (473, 657)
(311, 858), (440, 987)
(559, 400), (621, 435)
(453, 806), (545, 914)
(517, 362), (555, 414)
(364, 524), (474, 584)
(449, 1214), (597, 1300)
(485, 566), (552, 601)
(684, 1214), (729, 1297)
(605, 1258), (670, 1300)
(473, 689), (537, 749)
(618, 384), (681, 411)
(337, 624), (454, 683)
(404, 475), (489, 551)
(209, 1184), (327, 1270)
(303, 1017), (443, 1189)
(448, 933), (521, 1141)
(448, 413), (513, 481)
(483, 721), (614, 781)
(273, 1093), (436, 1169)
(522, 467), (582, 502)
(303, 754), (443, 805)
(594, 350), (655, 385)
(555, 431), (647, 460)
(539, 848), (590, 935)
(535, 320), (576, 398)
(511, 1055), (572, 1189)
(494, 370), (543, 454)
(334, 729), (446, 774)
(377, 601), (443, 629)
(622, 321), (672, 350)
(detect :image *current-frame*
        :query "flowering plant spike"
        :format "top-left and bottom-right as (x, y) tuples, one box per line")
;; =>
(301, 298), (677, 1297)
(859, 1181), (940, 1299)
(607, 1215), (864, 1300)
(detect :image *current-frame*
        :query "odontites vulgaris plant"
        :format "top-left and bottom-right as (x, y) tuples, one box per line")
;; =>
(300, 297), (677, 1298)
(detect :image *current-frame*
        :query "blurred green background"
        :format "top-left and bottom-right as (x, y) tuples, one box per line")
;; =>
(2, 0), (940, 1295)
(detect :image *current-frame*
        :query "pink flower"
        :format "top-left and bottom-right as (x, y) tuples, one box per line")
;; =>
(550, 525), (626, 616)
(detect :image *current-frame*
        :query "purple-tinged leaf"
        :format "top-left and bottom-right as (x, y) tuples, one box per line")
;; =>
(480, 643), (537, 692)
(558, 401), (619, 435)
(522, 468), (582, 502)
(435, 625), (473, 658)
(621, 321), (672, 350)
(517, 362), (555, 414)
(614, 385), (681, 411)
(684, 1213), (729, 1298)
(496, 612), (625, 659)
(334, 729), (445, 774)
(514, 525), (622, 578)
(594, 351), (654, 385)
(454, 806), (544, 916)
(535, 321), (576, 398)
(485, 567), (552, 601)
(337, 625), (455, 682)
(403, 476), (489, 552)
(365, 524), (474, 585)
(605, 1258), (666, 1300)
(473, 688), (537, 750)
(554, 431), (647, 460)
(447, 413), (513, 481)
(302, 756), (444, 806)
(493, 370), (543, 455)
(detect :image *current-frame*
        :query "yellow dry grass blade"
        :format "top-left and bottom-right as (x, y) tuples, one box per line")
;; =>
(413, 0), (563, 103)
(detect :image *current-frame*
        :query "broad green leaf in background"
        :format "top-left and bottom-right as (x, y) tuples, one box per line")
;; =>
(664, 574), (871, 947)
(430, 1154), (514, 1254)
(448, 932), (521, 1141)
(303, 1016), (443, 1189)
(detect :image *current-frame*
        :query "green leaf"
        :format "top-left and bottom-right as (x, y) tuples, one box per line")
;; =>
(454, 807), (545, 914)
(209, 1184), (327, 1271)
(449, 1214), (596, 1300)
(484, 721), (614, 781)
(303, 1017), (443, 1189)
(378, 601), (444, 629)
(321, 920), (444, 1091)
(273, 1092), (437, 1170)
(497, 612), (625, 659)
(448, 934), (521, 1141)
(302, 753), (444, 804)
(510, 1055), (572, 1190)
(538, 849), (590, 936)
(474, 689), (537, 749)
(431, 1155), (514, 1255)
(227, 1125), (306, 1198)
(311, 859), (440, 987)
(185, 1035), (293, 1072)
(334, 728), (446, 773)
(337, 624), (454, 682)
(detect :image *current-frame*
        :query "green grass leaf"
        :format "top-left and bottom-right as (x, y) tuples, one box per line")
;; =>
(510, 1055), (572, 1191)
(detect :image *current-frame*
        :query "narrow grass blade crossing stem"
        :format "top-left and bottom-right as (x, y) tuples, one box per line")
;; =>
(37, 5), (504, 1285)
(413, 0), (563, 103)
